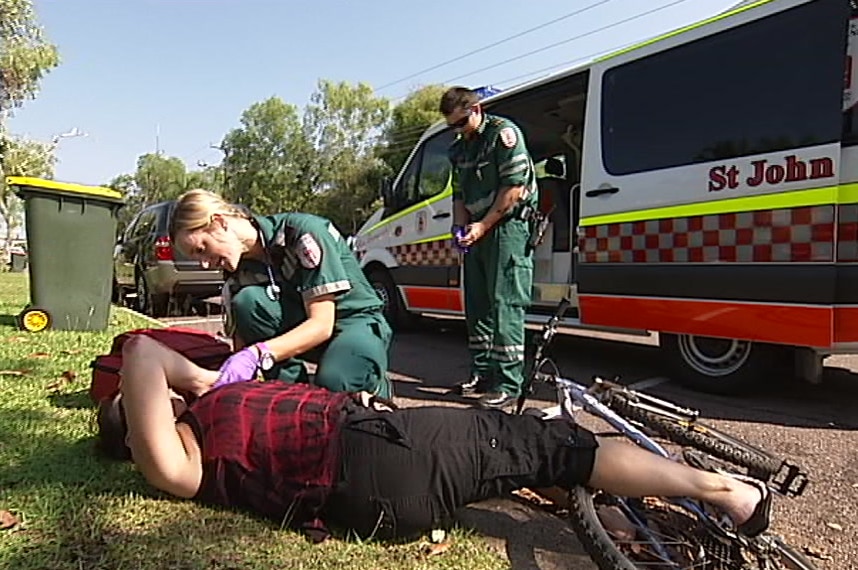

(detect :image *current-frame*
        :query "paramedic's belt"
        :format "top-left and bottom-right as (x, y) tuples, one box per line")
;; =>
(516, 204), (553, 248)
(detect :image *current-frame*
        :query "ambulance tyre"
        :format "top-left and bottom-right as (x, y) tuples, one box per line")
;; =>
(660, 333), (785, 395)
(367, 268), (413, 330)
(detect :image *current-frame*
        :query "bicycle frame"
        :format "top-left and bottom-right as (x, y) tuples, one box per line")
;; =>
(520, 299), (812, 566)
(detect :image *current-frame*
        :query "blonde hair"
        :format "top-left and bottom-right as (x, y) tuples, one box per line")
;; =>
(169, 189), (248, 241)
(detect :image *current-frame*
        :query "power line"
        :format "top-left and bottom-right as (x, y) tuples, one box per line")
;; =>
(491, 38), (643, 90)
(437, 0), (692, 87)
(373, 0), (616, 93)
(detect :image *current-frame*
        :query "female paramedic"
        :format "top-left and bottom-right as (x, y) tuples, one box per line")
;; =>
(169, 189), (392, 397)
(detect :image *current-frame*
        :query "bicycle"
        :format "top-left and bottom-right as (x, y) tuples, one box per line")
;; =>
(515, 298), (816, 570)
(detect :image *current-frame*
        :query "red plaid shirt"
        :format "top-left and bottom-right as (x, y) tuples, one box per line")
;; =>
(180, 382), (350, 539)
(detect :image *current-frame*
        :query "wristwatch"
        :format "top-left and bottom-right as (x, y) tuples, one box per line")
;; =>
(256, 342), (276, 371)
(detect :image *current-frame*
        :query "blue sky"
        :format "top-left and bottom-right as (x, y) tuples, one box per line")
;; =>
(9, 0), (738, 187)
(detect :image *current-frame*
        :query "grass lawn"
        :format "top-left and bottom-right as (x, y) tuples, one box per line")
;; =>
(0, 272), (508, 570)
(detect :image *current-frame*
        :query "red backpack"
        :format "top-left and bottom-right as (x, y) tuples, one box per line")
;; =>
(89, 327), (232, 403)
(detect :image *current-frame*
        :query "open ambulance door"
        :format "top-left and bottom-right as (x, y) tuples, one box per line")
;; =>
(576, 0), (849, 394)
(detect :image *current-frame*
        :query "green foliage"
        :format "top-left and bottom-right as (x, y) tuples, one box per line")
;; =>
(0, 133), (55, 245)
(0, 0), (61, 251)
(106, 173), (138, 236)
(380, 84), (447, 175)
(220, 97), (312, 214)
(0, 0), (60, 113)
(302, 80), (392, 233)
(134, 153), (187, 204)
(110, 82), (449, 234)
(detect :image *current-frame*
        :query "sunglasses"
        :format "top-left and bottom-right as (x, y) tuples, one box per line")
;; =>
(447, 108), (475, 129)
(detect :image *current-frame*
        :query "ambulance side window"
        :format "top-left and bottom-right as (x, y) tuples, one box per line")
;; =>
(391, 154), (419, 214)
(417, 130), (455, 201)
(601, 0), (846, 175)
(389, 130), (455, 214)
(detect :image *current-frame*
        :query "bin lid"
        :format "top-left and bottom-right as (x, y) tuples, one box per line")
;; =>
(6, 176), (124, 204)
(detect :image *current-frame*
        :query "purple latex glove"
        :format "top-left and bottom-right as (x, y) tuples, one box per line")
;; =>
(213, 346), (261, 389)
(452, 225), (470, 254)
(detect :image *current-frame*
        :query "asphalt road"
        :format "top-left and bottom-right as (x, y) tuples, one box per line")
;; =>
(163, 313), (858, 570)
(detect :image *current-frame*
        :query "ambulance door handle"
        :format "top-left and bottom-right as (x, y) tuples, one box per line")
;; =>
(432, 212), (451, 219)
(585, 186), (620, 198)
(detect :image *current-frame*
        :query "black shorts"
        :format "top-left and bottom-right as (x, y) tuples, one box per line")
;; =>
(323, 405), (598, 540)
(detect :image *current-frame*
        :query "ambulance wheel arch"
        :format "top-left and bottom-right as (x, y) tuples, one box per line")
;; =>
(365, 263), (413, 330)
(659, 333), (792, 395)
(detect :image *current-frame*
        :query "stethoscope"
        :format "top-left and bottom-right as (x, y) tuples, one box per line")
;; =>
(253, 222), (281, 302)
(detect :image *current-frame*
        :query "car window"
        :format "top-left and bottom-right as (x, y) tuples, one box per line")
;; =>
(156, 203), (174, 234)
(134, 210), (157, 238)
(122, 213), (142, 242)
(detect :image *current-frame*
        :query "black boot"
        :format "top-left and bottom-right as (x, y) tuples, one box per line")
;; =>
(477, 391), (516, 409)
(456, 374), (489, 395)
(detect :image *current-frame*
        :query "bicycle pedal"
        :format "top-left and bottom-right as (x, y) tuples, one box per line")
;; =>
(771, 461), (809, 497)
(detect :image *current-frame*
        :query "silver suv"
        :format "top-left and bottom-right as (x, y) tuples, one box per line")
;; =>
(113, 201), (224, 317)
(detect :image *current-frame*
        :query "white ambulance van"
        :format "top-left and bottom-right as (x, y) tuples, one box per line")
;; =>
(354, 0), (857, 395)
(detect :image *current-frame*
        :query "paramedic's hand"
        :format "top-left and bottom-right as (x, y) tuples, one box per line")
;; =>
(460, 221), (488, 247)
(213, 347), (261, 389)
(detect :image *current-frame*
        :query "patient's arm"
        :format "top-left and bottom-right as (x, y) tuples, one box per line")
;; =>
(119, 335), (206, 497)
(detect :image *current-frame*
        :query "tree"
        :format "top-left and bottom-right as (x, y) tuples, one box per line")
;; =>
(185, 164), (224, 195)
(0, 0), (60, 116)
(107, 173), (139, 236)
(0, 134), (54, 247)
(0, 0), (60, 257)
(134, 153), (187, 204)
(303, 80), (391, 232)
(220, 97), (314, 214)
(380, 84), (447, 175)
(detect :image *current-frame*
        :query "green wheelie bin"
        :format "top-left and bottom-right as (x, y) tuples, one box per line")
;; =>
(6, 176), (124, 332)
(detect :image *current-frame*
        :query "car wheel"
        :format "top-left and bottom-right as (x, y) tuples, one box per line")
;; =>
(136, 272), (169, 318)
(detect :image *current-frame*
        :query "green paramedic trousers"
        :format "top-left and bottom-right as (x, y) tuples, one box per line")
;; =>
(229, 284), (392, 398)
(463, 217), (533, 396)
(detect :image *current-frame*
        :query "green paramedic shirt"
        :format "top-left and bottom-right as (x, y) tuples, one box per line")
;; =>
(232, 213), (383, 324)
(448, 113), (538, 221)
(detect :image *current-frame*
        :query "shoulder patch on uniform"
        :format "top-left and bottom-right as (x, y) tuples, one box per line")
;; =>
(499, 127), (517, 148)
(296, 233), (323, 269)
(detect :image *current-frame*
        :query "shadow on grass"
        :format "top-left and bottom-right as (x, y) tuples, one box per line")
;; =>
(0, 495), (304, 570)
(47, 388), (92, 410)
(0, 313), (18, 328)
(0, 406), (136, 492)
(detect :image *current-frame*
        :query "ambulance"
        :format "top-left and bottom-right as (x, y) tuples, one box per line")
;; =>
(354, 0), (857, 395)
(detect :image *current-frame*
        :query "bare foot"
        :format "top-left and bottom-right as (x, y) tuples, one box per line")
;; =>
(717, 477), (764, 527)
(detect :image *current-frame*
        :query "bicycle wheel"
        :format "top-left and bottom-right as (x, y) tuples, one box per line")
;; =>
(567, 485), (817, 570)
(607, 393), (782, 480)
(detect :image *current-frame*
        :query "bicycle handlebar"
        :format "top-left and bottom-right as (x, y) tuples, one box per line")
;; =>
(553, 297), (571, 321)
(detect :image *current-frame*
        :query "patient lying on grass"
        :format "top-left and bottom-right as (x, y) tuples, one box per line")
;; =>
(94, 335), (772, 543)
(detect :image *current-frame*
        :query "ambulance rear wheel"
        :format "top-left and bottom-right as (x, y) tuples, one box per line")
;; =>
(660, 333), (785, 395)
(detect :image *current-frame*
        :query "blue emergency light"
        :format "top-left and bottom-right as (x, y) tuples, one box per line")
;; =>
(473, 85), (503, 100)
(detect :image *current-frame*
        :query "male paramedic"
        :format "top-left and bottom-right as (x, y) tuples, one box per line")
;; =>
(441, 86), (539, 409)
